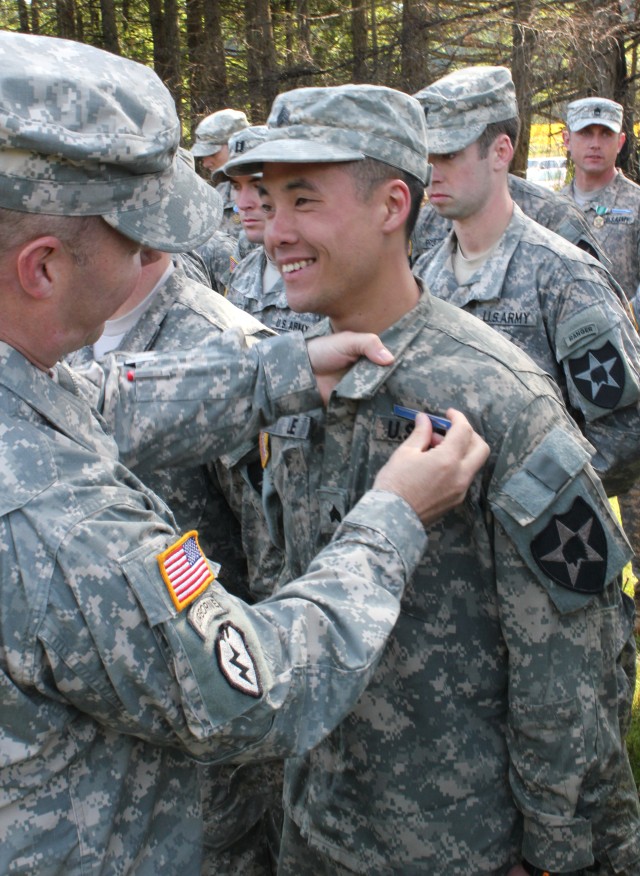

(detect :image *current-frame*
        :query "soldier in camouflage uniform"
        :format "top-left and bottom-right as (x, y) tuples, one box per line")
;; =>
(223, 126), (323, 335)
(413, 66), (640, 500)
(411, 172), (606, 265)
(190, 109), (250, 288)
(562, 97), (640, 303)
(191, 107), (249, 240)
(68, 248), (284, 876)
(0, 32), (490, 874)
(225, 82), (640, 875)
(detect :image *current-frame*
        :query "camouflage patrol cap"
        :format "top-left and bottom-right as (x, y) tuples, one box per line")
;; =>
(566, 97), (623, 133)
(190, 109), (249, 157)
(223, 84), (431, 184)
(0, 31), (222, 253)
(414, 66), (518, 154)
(222, 125), (269, 180)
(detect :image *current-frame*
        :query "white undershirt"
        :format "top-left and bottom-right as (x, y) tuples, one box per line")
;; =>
(92, 261), (175, 358)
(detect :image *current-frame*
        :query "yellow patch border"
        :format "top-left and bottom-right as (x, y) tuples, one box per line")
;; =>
(157, 530), (214, 612)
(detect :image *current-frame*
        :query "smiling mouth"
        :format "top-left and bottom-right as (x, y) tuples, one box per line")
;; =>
(281, 259), (315, 275)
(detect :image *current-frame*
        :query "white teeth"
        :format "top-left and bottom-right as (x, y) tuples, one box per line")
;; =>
(281, 259), (314, 274)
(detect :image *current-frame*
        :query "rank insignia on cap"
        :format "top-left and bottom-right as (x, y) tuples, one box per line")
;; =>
(216, 623), (262, 697)
(531, 496), (607, 593)
(568, 340), (624, 408)
(158, 530), (214, 611)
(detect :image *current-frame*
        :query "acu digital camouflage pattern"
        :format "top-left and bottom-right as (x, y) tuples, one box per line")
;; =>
(414, 205), (640, 497)
(414, 65), (517, 154)
(225, 247), (323, 334)
(224, 84), (431, 184)
(68, 262), (283, 874)
(0, 330), (429, 873)
(566, 97), (624, 133)
(190, 108), (249, 157)
(194, 225), (239, 290)
(0, 31), (221, 252)
(563, 170), (640, 301)
(411, 173), (607, 265)
(260, 291), (640, 874)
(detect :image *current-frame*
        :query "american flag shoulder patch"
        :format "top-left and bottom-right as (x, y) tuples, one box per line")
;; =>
(157, 530), (214, 611)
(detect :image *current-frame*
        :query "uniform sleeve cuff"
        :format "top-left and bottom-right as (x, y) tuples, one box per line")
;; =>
(521, 814), (593, 872)
(341, 490), (427, 584)
(259, 333), (321, 411)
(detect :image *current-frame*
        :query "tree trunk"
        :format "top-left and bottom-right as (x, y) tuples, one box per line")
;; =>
(511, 0), (536, 177)
(351, 0), (368, 82)
(56, 0), (76, 39)
(147, 0), (182, 119)
(245, 0), (279, 119)
(400, 0), (429, 95)
(100, 0), (121, 53)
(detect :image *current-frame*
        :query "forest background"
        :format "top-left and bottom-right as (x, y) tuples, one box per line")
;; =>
(1, 0), (640, 787)
(2, 0), (640, 180)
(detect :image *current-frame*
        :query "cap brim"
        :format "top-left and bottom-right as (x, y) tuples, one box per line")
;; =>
(103, 155), (223, 252)
(569, 118), (621, 133)
(224, 139), (365, 176)
(427, 123), (486, 155)
(191, 142), (223, 157)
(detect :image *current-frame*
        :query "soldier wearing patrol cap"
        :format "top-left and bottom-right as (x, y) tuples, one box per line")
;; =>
(0, 30), (491, 874)
(413, 66), (640, 500)
(561, 96), (640, 303)
(562, 97), (640, 639)
(191, 108), (251, 241)
(224, 81), (640, 875)
(223, 125), (323, 334)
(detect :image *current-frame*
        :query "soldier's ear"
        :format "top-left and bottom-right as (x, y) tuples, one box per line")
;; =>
(16, 236), (63, 300)
(380, 179), (411, 236)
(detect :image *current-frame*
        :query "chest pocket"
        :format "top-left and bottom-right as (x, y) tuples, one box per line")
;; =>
(262, 414), (320, 575)
(490, 427), (631, 613)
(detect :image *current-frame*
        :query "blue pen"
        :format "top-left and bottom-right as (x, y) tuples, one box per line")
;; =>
(393, 404), (451, 434)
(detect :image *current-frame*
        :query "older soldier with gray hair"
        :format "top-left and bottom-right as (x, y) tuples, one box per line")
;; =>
(224, 80), (640, 875)
(0, 31), (490, 874)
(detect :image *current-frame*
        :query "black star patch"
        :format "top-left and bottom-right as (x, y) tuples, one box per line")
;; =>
(531, 496), (607, 593)
(568, 340), (625, 409)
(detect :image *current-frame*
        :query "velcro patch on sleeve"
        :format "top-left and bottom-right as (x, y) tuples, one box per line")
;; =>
(215, 622), (262, 698)
(157, 530), (214, 611)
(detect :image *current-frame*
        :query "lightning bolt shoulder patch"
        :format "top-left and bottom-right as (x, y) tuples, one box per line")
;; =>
(215, 622), (262, 697)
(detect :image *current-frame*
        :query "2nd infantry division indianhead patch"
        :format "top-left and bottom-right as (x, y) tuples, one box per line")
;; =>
(531, 497), (607, 594)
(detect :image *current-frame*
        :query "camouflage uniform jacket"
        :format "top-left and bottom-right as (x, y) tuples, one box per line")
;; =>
(0, 336), (427, 874)
(411, 173), (605, 265)
(68, 263), (284, 869)
(225, 247), (323, 334)
(194, 229), (237, 293)
(216, 179), (244, 240)
(414, 206), (640, 497)
(260, 291), (639, 874)
(563, 170), (640, 300)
